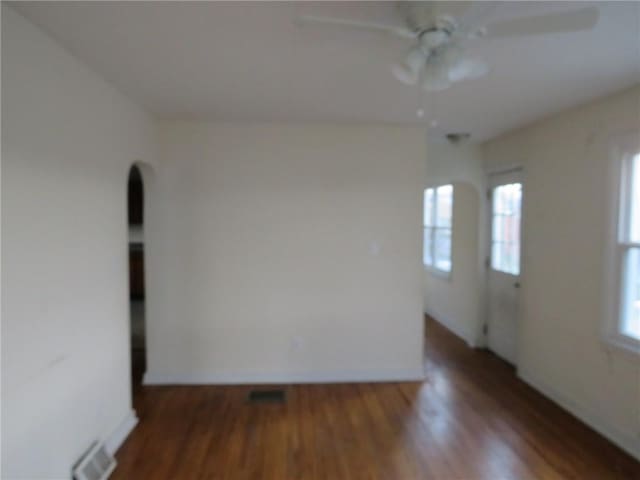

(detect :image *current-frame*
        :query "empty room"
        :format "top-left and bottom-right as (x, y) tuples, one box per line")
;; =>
(2, 1), (640, 479)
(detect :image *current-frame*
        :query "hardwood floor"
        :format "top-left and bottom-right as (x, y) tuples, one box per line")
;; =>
(114, 317), (640, 479)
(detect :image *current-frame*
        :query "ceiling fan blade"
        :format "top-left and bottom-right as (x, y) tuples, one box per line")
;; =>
(296, 15), (417, 40)
(483, 7), (599, 38)
(457, 1), (501, 30)
(448, 58), (489, 82)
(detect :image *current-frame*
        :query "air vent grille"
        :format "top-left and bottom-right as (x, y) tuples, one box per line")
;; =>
(73, 441), (116, 480)
(248, 389), (286, 404)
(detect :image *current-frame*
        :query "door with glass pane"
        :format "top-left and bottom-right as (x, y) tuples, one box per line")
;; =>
(487, 171), (523, 364)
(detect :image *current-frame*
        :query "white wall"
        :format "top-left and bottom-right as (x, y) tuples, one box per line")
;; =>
(144, 122), (426, 384)
(483, 85), (640, 459)
(425, 142), (486, 193)
(423, 183), (482, 346)
(423, 142), (486, 346)
(1, 7), (157, 478)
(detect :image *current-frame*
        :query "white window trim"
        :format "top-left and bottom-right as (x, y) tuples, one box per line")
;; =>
(602, 133), (640, 359)
(423, 185), (453, 279)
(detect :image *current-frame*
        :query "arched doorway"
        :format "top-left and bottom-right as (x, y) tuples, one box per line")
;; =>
(128, 165), (146, 386)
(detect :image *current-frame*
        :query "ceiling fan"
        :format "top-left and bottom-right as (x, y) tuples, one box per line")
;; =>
(297, 2), (599, 92)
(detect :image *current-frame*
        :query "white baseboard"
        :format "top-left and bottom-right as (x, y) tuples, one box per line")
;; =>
(143, 368), (425, 386)
(518, 368), (640, 461)
(104, 409), (138, 455)
(425, 308), (476, 348)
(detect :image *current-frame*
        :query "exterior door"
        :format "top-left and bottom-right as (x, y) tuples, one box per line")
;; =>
(487, 170), (523, 364)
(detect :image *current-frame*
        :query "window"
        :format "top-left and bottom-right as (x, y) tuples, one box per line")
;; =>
(618, 152), (640, 342)
(490, 183), (522, 275)
(424, 185), (452, 273)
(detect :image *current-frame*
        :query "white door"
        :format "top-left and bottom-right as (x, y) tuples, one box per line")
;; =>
(487, 170), (523, 364)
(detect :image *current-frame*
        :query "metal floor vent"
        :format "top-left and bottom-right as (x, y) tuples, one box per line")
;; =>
(248, 389), (286, 404)
(73, 441), (116, 480)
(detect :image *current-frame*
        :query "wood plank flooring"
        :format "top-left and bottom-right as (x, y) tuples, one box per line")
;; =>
(114, 317), (640, 479)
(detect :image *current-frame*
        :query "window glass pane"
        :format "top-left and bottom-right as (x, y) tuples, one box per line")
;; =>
(493, 186), (505, 214)
(629, 154), (640, 242)
(492, 215), (505, 242)
(492, 215), (500, 242)
(423, 227), (433, 266)
(434, 228), (452, 272)
(509, 214), (521, 247)
(424, 185), (453, 274)
(622, 247), (640, 340)
(491, 183), (522, 275)
(424, 188), (434, 227)
(493, 183), (521, 215)
(436, 185), (453, 228)
(491, 242), (502, 272)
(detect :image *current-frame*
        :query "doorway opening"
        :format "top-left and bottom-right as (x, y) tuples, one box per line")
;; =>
(128, 165), (146, 385)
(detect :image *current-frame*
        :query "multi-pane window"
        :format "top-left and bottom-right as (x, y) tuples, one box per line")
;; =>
(619, 153), (640, 341)
(424, 185), (452, 273)
(491, 183), (522, 275)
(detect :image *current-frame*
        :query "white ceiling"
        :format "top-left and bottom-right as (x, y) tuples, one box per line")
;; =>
(12, 1), (640, 141)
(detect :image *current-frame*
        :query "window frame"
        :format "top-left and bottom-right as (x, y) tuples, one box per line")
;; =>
(423, 184), (453, 278)
(604, 134), (640, 357)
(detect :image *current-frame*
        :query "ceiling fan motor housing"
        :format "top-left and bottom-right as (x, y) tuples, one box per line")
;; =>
(419, 29), (450, 50)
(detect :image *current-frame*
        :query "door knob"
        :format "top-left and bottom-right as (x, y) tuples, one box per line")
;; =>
(514, 282), (521, 288)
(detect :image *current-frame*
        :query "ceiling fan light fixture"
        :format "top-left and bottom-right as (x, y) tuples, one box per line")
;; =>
(420, 29), (449, 50)
(391, 47), (425, 85)
(391, 62), (419, 85)
(441, 44), (464, 71)
(422, 63), (450, 91)
(405, 46), (426, 71)
(446, 132), (471, 145)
